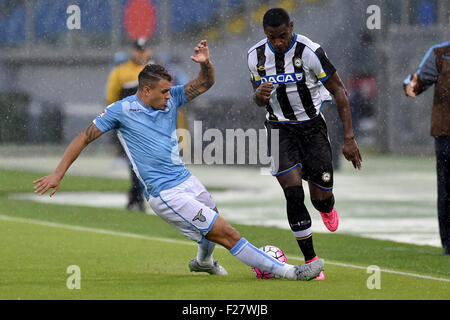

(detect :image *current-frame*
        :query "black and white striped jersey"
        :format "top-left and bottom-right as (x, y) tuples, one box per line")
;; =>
(248, 33), (336, 122)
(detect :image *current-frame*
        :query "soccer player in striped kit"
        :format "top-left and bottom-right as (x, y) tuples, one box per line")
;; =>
(248, 8), (362, 279)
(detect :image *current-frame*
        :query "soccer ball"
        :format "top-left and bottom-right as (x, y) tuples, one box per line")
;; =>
(252, 245), (287, 279)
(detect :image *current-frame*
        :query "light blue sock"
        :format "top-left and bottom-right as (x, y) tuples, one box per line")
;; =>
(197, 239), (216, 266)
(230, 238), (296, 280)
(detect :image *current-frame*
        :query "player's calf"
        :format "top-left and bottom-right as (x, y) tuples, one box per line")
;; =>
(283, 186), (317, 262)
(205, 215), (241, 250)
(311, 195), (335, 213)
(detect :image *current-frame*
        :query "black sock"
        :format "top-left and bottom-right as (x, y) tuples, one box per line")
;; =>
(284, 186), (317, 262)
(296, 235), (316, 262)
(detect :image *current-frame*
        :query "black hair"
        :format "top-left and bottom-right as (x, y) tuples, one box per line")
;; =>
(138, 64), (172, 89)
(262, 8), (291, 29)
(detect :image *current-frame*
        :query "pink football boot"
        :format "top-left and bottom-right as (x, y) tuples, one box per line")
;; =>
(320, 208), (339, 232)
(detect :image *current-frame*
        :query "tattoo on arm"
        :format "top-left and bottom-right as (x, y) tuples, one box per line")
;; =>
(201, 62), (213, 88)
(185, 80), (202, 100)
(83, 123), (102, 143)
(185, 61), (214, 101)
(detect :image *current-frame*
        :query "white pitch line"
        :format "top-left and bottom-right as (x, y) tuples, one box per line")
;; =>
(0, 214), (193, 247)
(286, 255), (450, 283)
(1, 214), (449, 283)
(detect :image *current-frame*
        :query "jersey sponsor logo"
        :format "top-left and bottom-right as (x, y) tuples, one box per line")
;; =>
(255, 72), (304, 85)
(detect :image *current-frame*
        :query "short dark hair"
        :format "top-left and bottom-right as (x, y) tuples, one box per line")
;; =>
(138, 64), (172, 89)
(263, 8), (291, 29)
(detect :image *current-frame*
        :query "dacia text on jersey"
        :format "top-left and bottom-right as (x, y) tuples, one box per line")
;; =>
(255, 72), (305, 85)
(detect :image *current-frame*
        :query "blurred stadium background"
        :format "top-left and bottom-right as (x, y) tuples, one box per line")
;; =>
(0, 0), (449, 248)
(0, 0), (448, 151)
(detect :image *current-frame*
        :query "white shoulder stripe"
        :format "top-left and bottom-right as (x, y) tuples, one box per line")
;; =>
(295, 34), (321, 53)
(248, 38), (267, 54)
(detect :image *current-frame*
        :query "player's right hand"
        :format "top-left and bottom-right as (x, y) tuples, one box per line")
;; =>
(33, 173), (62, 197)
(255, 82), (273, 103)
(405, 73), (418, 97)
(342, 137), (362, 170)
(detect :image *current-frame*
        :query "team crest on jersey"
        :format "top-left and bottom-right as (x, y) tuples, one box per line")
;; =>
(257, 72), (304, 85)
(257, 65), (265, 71)
(294, 58), (303, 68)
(322, 172), (331, 182)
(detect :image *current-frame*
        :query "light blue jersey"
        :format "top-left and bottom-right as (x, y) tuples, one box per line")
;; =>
(93, 85), (191, 199)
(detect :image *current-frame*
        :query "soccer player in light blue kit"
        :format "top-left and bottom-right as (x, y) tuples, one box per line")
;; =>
(33, 40), (323, 281)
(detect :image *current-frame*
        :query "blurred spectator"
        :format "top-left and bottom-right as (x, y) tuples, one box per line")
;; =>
(111, 51), (129, 68)
(106, 38), (153, 105)
(156, 52), (190, 160)
(347, 75), (376, 141)
(105, 38), (153, 212)
(403, 41), (450, 255)
(157, 52), (190, 86)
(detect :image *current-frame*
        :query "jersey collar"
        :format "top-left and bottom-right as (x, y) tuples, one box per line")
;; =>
(267, 33), (297, 55)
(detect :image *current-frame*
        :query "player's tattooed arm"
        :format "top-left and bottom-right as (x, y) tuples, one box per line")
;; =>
(33, 122), (104, 197)
(184, 59), (214, 101)
(83, 122), (103, 143)
(185, 40), (215, 101)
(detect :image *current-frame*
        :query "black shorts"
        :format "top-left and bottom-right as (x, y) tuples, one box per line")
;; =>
(265, 115), (334, 190)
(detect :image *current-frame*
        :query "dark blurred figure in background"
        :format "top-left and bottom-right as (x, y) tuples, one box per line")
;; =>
(325, 32), (377, 170)
(105, 38), (153, 212)
(403, 41), (450, 255)
(347, 75), (376, 142)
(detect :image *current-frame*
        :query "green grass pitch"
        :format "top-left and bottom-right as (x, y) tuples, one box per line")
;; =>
(0, 169), (449, 300)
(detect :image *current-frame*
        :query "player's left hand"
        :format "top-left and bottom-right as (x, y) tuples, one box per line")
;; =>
(342, 137), (362, 170)
(191, 40), (210, 65)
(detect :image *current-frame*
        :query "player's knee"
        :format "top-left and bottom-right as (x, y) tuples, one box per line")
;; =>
(223, 223), (241, 244)
(283, 186), (311, 231)
(311, 195), (335, 213)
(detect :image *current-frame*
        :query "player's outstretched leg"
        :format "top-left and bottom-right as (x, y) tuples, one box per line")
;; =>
(206, 216), (324, 281)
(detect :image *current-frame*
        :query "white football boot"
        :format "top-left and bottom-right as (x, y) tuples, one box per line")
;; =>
(188, 258), (228, 275)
